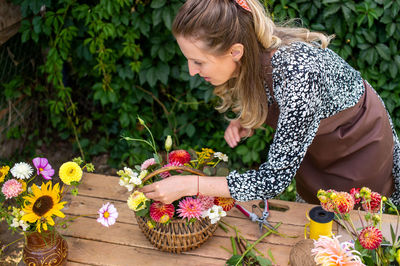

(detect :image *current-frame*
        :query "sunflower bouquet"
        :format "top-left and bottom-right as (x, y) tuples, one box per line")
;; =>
(117, 117), (236, 227)
(0, 157), (118, 252)
(312, 187), (400, 266)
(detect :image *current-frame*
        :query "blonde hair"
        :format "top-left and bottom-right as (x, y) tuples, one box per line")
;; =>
(172, 0), (333, 129)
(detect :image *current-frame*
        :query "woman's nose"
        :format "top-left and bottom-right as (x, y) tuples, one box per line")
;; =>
(188, 62), (199, 76)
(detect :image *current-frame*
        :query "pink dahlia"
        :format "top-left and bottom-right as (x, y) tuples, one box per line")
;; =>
(197, 195), (215, 211)
(311, 235), (363, 265)
(321, 191), (354, 214)
(362, 192), (381, 213)
(359, 226), (382, 250)
(214, 197), (236, 212)
(140, 158), (156, 171)
(177, 197), (203, 220)
(169, 150), (191, 164)
(1, 179), (23, 199)
(159, 161), (183, 178)
(32, 157), (55, 180)
(149, 201), (175, 222)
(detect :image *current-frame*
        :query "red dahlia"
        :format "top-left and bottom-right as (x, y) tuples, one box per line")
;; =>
(168, 150), (191, 164)
(214, 197), (235, 212)
(358, 226), (382, 250)
(362, 192), (382, 213)
(149, 201), (175, 223)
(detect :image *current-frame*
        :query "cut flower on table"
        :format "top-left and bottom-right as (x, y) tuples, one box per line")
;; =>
(0, 156), (117, 253)
(313, 187), (400, 265)
(118, 116), (235, 225)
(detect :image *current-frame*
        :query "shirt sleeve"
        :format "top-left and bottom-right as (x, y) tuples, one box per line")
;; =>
(226, 56), (323, 201)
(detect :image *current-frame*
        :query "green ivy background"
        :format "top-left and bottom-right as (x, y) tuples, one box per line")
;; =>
(1, 0), (400, 201)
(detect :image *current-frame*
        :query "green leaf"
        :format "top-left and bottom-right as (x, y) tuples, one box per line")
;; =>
(185, 123), (195, 137)
(150, 0), (166, 9)
(323, 4), (341, 18)
(226, 255), (242, 266)
(162, 7), (173, 30)
(256, 256), (272, 266)
(375, 43), (391, 60)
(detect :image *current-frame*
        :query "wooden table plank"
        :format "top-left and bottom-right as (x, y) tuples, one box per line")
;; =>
(64, 173), (398, 266)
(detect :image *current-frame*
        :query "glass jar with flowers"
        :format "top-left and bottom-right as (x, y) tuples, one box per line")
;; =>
(117, 117), (235, 253)
(311, 187), (400, 266)
(0, 157), (119, 265)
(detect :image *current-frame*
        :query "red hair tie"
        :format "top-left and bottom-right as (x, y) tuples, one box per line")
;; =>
(235, 0), (251, 12)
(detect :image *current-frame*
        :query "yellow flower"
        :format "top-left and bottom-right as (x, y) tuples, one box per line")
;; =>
(59, 162), (83, 185)
(0, 166), (10, 183)
(159, 214), (170, 224)
(396, 249), (400, 264)
(21, 181), (66, 233)
(127, 191), (149, 211)
(17, 179), (27, 192)
(165, 135), (172, 152)
(147, 220), (155, 229)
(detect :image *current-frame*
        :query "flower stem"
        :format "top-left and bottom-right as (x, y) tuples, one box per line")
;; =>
(235, 222), (281, 266)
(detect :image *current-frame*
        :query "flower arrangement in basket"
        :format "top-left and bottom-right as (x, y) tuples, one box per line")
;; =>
(0, 157), (119, 265)
(311, 187), (400, 266)
(117, 117), (236, 253)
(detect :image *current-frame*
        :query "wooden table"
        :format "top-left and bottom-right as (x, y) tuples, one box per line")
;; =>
(62, 173), (397, 266)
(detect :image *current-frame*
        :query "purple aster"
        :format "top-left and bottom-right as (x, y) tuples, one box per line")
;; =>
(32, 157), (55, 180)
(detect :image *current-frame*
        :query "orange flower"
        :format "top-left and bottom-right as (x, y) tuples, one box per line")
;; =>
(214, 197), (235, 212)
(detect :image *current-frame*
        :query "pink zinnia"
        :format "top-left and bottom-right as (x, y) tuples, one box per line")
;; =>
(159, 161), (183, 178)
(141, 158), (156, 171)
(197, 195), (215, 211)
(97, 202), (118, 227)
(177, 197), (203, 220)
(2, 179), (23, 199)
(169, 150), (191, 164)
(359, 226), (382, 250)
(149, 201), (175, 222)
(32, 157), (55, 180)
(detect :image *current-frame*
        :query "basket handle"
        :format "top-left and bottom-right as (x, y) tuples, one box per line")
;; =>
(141, 165), (207, 183)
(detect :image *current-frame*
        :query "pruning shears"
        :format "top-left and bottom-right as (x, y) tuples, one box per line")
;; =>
(234, 199), (276, 233)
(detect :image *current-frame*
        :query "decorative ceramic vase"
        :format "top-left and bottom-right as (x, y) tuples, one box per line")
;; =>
(23, 230), (68, 265)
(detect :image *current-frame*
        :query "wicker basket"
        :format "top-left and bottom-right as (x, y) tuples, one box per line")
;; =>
(136, 165), (219, 253)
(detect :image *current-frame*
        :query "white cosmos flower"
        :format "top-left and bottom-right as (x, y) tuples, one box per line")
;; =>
(10, 162), (33, 179)
(202, 205), (226, 224)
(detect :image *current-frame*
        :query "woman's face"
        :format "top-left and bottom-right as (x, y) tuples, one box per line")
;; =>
(176, 36), (240, 86)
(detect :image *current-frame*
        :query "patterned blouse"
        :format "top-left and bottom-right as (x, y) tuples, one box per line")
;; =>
(226, 42), (400, 204)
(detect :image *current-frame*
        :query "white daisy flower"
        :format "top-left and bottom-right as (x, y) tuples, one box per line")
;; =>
(10, 162), (33, 179)
(214, 152), (228, 162)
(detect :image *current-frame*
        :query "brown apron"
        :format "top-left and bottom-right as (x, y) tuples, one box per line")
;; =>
(264, 55), (394, 204)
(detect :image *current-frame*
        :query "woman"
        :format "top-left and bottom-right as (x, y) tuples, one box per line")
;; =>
(140, 0), (400, 205)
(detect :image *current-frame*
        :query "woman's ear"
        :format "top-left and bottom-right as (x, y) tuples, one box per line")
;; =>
(230, 43), (244, 62)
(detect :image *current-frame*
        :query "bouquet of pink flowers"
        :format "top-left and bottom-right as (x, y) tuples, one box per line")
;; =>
(312, 187), (400, 266)
(117, 117), (235, 228)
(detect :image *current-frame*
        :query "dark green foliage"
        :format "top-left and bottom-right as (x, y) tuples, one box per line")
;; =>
(1, 0), (399, 201)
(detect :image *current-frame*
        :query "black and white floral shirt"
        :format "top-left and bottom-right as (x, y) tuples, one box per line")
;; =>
(226, 42), (400, 204)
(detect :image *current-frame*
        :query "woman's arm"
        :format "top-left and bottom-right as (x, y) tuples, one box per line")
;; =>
(140, 175), (231, 204)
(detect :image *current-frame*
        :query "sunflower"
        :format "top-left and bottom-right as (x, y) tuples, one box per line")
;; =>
(21, 181), (67, 233)
(0, 165), (10, 183)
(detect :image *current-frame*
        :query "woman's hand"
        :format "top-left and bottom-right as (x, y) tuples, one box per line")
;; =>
(139, 175), (195, 204)
(224, 120), (254, 148)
